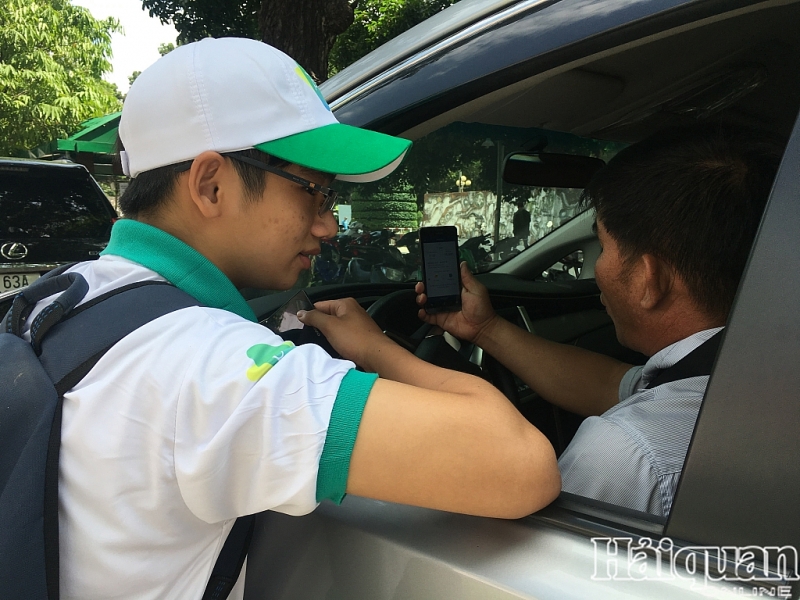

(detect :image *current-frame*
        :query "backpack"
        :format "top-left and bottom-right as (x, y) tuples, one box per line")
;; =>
(0, 268), (253, 600)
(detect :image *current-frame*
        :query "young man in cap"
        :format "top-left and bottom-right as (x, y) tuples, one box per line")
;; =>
(23, 38), (559, 598)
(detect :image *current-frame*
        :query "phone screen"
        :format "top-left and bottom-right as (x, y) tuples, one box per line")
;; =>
(420, 226), (461, 313)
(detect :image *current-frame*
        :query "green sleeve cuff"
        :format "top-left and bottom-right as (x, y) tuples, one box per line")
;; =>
(316, 369), (378, 504)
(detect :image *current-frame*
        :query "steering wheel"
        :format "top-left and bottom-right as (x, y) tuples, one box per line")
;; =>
(366, 289), (520, 404)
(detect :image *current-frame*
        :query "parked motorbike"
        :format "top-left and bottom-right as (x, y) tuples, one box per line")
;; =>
(311, 228), (419, 285)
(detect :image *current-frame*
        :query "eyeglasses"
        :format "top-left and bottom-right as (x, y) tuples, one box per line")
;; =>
(224, 152), (338, 216)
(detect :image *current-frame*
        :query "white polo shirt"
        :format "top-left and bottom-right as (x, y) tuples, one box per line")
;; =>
(24, 220), (376, 600)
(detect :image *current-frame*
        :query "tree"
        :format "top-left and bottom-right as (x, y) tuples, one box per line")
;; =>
(158, 42), (176, 56)
(141, 0), (457, 81)
(128, 71), (142, 88)
(328, 0), (456, 76)
(142, 0), (356, 81)
(258, 1), (356, 81)
(0, 0), (122, 156)
(141, 1), (261, 43)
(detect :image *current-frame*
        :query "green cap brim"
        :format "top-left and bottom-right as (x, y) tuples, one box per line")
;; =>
(255, 123), (411, 183)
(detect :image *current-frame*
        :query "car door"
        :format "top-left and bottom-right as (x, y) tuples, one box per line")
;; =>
(241, 0), (800, 596)
(666, 106), (800, 553)
(243, 97), (800, 600)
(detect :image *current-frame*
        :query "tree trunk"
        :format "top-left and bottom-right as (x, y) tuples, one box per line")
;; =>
(258, 0), (355, 82)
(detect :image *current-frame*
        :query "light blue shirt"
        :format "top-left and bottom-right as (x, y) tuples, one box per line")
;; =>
(558, 327), (724, 517)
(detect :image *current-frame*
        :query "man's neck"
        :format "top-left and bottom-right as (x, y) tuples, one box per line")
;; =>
(638, 307), (726, 356)
(134, 203), (240, 287)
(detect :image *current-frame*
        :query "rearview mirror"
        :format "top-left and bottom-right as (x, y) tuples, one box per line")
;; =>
(503, 152), (605, 188)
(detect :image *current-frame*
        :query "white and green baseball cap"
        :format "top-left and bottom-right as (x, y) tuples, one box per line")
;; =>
(119, 37), (411, 182)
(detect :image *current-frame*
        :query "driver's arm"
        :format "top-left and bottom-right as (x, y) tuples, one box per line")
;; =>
(299, 299), (560, 519)
(470, 313), (631, 417)
(416, 262), (631, 418)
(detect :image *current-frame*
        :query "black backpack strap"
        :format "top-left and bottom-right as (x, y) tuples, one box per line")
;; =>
(1, 263), (77, 333)
(35, 279), (252, 600)
(645, 329), (724, 390)
(4, 271), (88, 339)
(38, 281), (196, 383)
(202, 515), (256, 600)
(34, 279), (199, 600)
(41, 263), (78, 280)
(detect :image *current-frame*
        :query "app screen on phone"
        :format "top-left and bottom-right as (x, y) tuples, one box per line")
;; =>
(423, 241), (460, 298)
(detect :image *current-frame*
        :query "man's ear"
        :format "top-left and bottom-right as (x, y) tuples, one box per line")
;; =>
(186, 151), (229, 218)
(639, 253), (674, 310)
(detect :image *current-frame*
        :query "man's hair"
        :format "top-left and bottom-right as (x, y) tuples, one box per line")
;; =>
(118, 144), (288, 217)
(581, 125), (783, 320)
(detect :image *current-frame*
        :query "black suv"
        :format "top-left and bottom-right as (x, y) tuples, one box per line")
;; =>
(0, 158), (117, 305)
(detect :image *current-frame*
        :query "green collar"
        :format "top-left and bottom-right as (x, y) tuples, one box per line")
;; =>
(101, 220), (257, 322)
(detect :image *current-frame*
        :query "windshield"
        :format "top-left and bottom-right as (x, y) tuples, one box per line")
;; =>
(0, 166), (113, 239)
(302, 122), (623, 288)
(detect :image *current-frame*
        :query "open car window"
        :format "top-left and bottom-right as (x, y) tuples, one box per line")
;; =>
(301, 123), (623, 288)
(246, 0), (800, 596)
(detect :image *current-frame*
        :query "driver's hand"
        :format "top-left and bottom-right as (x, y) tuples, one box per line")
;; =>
(298, 298), (393, 369)
(415, 262), (498, 345)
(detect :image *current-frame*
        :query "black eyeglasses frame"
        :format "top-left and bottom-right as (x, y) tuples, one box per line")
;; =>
(172, 152), (338, 216)
(225, 152), (338, 216)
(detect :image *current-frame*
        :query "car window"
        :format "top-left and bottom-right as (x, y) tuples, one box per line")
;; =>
(303, 122), (623, 287)
(0, 167), (113, 239)
(540, 250), (585, 282)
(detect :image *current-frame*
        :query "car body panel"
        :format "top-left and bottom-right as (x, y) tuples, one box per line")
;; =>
(322, 0), (529, 102)
(330, 0), (760, 133)
(246, 497), (744, 599)
(667, 109), (800, 550)
(0, 157), (115, 313)
(244, 0), (800, 596)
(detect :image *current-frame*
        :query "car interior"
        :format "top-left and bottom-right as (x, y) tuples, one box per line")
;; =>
(248, 0), (800, 510)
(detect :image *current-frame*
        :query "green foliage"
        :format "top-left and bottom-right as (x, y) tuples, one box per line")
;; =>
(128, 70), (142, 87)
(337, 124), (496, 212)
(0, 0), (122, 155)
(157, 42), (176, 56)
(142, 0), (260, 44)
(329, 0), (457, 76)
(142, 0), (458, 76)
(351, 191), (418, 229)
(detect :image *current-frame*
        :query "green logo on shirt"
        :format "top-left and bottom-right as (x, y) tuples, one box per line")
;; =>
(246, 341), (295, 381)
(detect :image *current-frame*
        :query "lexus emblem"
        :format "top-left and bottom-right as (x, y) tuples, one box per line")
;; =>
(1, 242), (28, 260)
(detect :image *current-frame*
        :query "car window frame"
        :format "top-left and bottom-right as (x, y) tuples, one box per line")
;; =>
(244, 2), (800, 597)
(328, 0), (800, 542)
(665, 108), (800, 552)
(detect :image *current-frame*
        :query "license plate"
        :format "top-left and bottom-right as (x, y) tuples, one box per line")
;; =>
(1, 272), (41, 293)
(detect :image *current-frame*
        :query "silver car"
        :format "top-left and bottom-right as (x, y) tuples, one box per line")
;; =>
(243, 0), (800, 597)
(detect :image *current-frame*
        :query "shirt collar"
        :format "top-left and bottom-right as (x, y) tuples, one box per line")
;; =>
(639, 326), (725, 384)
(101, 219), (257, 322)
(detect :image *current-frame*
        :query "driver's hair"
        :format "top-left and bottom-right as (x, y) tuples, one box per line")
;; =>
(116, 141), (289, 218)
(581, 125), (783, 321)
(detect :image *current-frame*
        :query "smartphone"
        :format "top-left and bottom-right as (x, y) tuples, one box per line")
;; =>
(419, 226), (462, 313)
